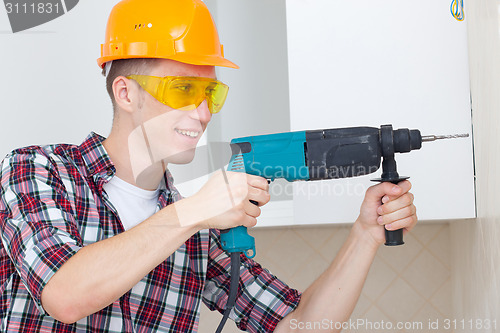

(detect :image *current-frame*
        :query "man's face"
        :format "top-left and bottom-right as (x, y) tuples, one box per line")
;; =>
(127, 59), (217, 180)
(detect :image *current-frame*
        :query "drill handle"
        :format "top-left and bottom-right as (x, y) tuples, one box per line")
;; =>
(220, 226), (256, 258)
(383, 179), (405, 246)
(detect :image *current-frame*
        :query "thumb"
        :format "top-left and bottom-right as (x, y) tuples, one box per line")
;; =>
(365, 182), (403, 205)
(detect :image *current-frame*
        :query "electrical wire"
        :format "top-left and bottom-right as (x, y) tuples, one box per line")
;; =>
(450, 0), (464, 21)
(215, 252), (241, 333)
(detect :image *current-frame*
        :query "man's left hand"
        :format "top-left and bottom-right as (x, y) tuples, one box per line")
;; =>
(356, 180), (417, 247)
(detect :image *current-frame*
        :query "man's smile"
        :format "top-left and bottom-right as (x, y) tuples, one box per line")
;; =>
(175, 128), (200, 138)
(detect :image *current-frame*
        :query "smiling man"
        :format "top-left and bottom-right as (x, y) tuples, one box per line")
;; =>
(0, 0), (417, 332)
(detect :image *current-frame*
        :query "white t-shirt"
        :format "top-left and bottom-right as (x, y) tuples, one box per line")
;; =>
(103, 176), (160, 230)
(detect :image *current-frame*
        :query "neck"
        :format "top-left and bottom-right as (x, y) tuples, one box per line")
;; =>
(103, 127), (166, 191)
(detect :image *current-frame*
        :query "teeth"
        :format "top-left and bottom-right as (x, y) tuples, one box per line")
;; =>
(176, 129), (199, 138)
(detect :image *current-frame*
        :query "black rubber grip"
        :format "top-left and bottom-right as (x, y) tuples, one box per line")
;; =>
(384, 179), (404, 246)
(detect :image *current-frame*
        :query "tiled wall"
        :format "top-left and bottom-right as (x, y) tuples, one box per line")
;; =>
(449, 0), (500, 330)
(199, 223), (452, 333)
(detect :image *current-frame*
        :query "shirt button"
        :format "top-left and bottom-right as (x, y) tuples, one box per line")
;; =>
(106, 169), (113, 176)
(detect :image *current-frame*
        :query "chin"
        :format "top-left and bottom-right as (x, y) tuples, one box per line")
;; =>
(167, 148), (197, 164)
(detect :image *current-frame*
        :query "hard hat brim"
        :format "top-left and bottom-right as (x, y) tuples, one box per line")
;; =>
(97, 54), (239, 70)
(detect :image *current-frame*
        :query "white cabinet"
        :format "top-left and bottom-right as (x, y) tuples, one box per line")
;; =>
(209, 0), (475, 225)
(0, 0), (474, 226)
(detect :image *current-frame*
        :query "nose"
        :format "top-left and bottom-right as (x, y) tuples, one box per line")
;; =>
(191, 99), (212, 124)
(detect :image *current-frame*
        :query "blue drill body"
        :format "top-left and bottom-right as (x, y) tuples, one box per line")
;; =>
(220, 131), (309, 258)
(220, 125), (425, 256)
(228, 131), (310, 181)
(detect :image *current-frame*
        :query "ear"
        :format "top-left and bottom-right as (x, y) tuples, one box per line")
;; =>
(112, 76), (137, 114)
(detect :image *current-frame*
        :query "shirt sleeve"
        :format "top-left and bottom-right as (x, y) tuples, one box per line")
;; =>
(0, 149), (83, 315)
(202, 229), (301, 332)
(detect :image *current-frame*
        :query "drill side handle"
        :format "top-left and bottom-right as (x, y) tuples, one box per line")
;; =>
(373, 125), (407, 246)
(371, 177), (408, 246)
(384, 179), (405, 246)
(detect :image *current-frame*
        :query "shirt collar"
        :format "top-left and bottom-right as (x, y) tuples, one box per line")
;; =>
(78, 132), (180, 197)
(79, 132), (115, 177)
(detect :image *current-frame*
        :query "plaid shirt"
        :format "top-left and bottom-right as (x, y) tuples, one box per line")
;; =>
(0, 133), (301, 333)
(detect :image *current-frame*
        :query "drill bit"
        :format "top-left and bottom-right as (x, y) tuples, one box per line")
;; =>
(422, 133), (469, 142)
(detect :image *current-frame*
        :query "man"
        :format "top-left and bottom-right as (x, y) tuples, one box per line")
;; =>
(0, 0), (417, 332)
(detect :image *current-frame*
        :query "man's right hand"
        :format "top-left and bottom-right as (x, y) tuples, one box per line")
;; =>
(174, 170), (270, 230)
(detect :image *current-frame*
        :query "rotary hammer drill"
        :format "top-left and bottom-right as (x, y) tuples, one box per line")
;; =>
(220, 124), (468, 256)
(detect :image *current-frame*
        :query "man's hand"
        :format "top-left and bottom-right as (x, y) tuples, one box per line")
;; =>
(356, 180), (417, 247)
(175, 170), (271, 230)
(275, 180), (418, 333)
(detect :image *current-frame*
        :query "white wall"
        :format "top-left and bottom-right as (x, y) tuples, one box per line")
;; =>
(204, 0), (291, 142)
(0, 1), (117, 156)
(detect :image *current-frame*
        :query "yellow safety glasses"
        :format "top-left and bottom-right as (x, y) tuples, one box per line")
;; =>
(126, 75), (229, 114)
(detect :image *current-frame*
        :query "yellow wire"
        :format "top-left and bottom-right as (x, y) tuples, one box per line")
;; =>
(451, 0), (465, 21)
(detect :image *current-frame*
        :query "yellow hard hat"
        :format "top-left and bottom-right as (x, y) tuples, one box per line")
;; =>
(97, 0), (238, 69)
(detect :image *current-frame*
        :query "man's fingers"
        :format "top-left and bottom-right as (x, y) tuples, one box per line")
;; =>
(380, 180), (412, 203)
(366, 180), (411, 204)
(385, 214), (418, 232)
(247, 175), (270, 191)
(248, 187), (271, 206)
(244, 200), (262, 218)
(242, 216), (258, 228)
(378, 193), (414, 215)
(377, 204), (416, 225)
(402, 215), (418, 235)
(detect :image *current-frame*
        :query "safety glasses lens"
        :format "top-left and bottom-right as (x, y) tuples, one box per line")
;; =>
(166, 78), (228, 114)
(127, 75), (228, 114)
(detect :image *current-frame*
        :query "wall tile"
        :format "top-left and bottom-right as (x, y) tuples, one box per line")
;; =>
(263, 229), (316, 277)
(251, 227), (287, 254)
(411, 304), (446, 333)
(410, 223), (446, 247)
(318, 226), (351, 262)
(430, 278), (452, 318)
(292, 225), (338, 252)
(376, 278), (427, 322)
(427, 226), (451, 269)
(376, 233), (423, 274)
(402, 249), (450, 300)
(200, 224), (451, 331)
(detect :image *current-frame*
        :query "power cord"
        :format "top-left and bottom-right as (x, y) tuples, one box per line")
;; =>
(215, 252), (241, 333)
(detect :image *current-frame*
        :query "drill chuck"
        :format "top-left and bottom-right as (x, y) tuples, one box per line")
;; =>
(392, 129), (422, 153)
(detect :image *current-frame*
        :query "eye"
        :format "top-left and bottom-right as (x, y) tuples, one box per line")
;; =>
(174, 84), (192, 92)
(206, 84), (217, 95)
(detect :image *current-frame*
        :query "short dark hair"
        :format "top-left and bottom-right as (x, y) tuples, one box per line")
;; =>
(102, 58), (161, 111)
